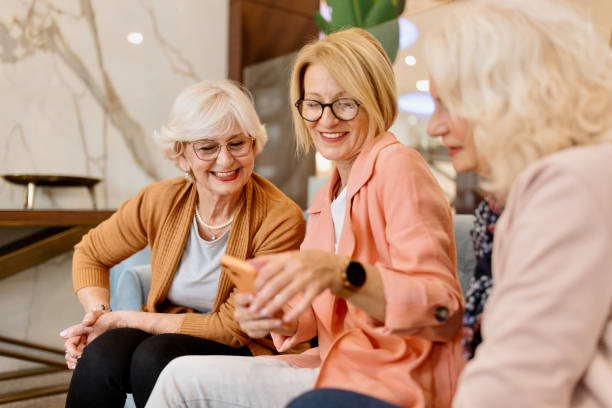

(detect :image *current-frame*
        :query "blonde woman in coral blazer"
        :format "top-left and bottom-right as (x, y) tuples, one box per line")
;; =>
(147, 28), (464, 408)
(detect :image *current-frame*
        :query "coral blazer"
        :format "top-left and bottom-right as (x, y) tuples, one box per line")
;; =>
(273, 133), (465, 408)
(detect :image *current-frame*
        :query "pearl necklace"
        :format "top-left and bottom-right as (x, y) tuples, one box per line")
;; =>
(194, 205), (234, 239)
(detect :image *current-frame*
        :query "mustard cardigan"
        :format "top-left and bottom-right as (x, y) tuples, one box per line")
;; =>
(72, 173), (306, 355)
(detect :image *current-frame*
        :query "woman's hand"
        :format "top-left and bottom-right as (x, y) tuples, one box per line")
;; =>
(60, 311), (123, 366)
(234, 292), (297, 338)
(63, 334), (86, 370)
(248, 250), (346, 324)
(60, 309), (111, 369)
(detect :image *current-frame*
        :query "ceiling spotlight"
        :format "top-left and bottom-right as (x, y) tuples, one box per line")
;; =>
(416, 80), (430, 92)
(127, 32), (143, 45)
(404, 55), (416, 66)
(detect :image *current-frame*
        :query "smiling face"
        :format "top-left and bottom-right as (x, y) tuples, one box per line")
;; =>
(302, 64), (370, 167)
(178, 124), (254, 199)
(427, 79), (481, 174)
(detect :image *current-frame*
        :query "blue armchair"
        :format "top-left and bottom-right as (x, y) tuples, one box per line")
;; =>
(109, 246), (152, 311)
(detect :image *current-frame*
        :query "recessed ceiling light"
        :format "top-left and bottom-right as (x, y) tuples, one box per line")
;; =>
(404, 55), (416, 66)
(416, 80), (429, 92)
(127, 32), (143, 45)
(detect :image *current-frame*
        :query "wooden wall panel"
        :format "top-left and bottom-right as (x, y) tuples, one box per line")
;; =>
(229, 0), (319, 81)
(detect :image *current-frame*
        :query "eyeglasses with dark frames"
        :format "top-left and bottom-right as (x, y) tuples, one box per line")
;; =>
(190, 136), (254, 161)
(295, 98), (361, 122)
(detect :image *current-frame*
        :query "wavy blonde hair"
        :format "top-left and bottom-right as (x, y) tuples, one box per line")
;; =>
(290, 28), (398, 154)
(153, 80), (267, 165)
(425, 0), (612, 202)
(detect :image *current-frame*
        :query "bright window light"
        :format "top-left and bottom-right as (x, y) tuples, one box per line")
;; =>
(315, 152), (332, 176)
(319, 2), (332, 21)
(398, 93), (435, 115)
(398, 17), (418, 49)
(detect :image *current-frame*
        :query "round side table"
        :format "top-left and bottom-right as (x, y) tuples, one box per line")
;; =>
(1, 174), (101, 209)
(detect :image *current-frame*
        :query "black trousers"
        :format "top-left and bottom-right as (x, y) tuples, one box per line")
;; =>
(65, 328), (251, 408)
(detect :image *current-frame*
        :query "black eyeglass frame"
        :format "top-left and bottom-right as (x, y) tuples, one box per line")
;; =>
(294, 98), (362, 122)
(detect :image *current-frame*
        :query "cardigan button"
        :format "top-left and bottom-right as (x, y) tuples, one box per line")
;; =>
(434, 306), (449, 322)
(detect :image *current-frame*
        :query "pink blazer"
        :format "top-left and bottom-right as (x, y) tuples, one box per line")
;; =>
(272, 133), (465, 408)
(453, 144), (612, 407)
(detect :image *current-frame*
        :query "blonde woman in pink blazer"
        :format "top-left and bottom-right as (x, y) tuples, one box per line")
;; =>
(289, 1), (612, 407)
(146, 28), (464, 408)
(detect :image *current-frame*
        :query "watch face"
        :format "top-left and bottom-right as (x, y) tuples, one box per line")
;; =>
(346, 261), (366, 287)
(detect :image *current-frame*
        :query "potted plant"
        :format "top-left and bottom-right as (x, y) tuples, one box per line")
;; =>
(314, 0), (406, 63)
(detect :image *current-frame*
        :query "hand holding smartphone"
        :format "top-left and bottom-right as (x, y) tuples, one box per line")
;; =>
(220, 254), (258, 293)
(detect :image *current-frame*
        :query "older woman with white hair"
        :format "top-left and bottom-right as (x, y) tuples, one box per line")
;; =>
(59, 80), (306, 408)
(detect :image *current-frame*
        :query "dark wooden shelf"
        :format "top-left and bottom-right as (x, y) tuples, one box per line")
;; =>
(0, 210), (115, 280)
(0, 210), (115, 227)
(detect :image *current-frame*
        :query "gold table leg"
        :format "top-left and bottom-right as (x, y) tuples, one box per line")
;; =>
(24, 182), (36, 210)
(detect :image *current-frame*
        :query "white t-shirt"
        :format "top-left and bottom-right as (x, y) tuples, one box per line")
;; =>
(166, 216), (228, 313)
(330, 187), (347, 254)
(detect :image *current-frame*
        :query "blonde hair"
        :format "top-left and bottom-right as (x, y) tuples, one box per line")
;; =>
(153, 80), (267, 163)
(425, 0), (612, 202)
(290, 28), (398, 154)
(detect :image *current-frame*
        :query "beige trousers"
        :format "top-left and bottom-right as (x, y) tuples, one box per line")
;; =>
(145, 355), (319, 408)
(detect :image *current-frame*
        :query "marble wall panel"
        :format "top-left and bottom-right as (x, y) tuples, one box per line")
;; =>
(0, 0), (229, 209)
(0, 0), (229, 371)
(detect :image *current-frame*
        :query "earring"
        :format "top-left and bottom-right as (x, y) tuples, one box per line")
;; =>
(184, 172), (193, 182)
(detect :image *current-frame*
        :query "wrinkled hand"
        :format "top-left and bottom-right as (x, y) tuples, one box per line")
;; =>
(60, 311), (118, 369)
(234, 293), (296, 338)
(63, 334), (86, 370)
(248, 250), (346, 323)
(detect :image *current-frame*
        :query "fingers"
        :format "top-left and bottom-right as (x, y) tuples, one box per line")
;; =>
(60, 323), (91, 339)
(258, 275), (309, 318)
(239, 317), (283, 339)
(235, 294), (283, 338)
(250, 253), (301, 313)
(64, 336), (85, 369)
(282, 287), (320, 323)
(234, 292), (253, 308)
(234, 295), (265, 327)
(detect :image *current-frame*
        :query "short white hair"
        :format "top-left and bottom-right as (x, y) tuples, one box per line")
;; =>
(153, 80), (267, 163)
(425, 0), (612, 201)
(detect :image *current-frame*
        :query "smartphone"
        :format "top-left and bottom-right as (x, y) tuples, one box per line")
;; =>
(220, 254), (258, 293)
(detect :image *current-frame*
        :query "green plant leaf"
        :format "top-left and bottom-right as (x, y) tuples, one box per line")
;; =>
(352, 0), (374, 27)
(395, 0), (406, 15)
(364, 0), (398, 28)
(367, 18), (399, 63)
(328, 0), (357, 31)
(313, 11), (332, 34)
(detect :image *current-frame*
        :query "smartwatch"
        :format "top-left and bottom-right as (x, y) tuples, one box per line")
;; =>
(340, 259), (366, 294)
